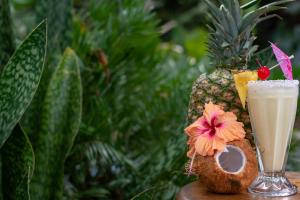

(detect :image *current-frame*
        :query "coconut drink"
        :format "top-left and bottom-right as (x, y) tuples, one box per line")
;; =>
(245, 44), (298, 196)
(247, 80), (298, 196)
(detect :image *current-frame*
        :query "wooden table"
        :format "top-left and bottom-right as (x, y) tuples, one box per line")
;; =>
(177, 172), (300, 200)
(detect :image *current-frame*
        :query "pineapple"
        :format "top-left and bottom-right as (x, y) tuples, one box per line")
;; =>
(234, 71), (258, 109)
(187, 0), (293, 146)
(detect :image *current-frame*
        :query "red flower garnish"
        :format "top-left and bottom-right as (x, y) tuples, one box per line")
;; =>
(257, 66), (270, 80)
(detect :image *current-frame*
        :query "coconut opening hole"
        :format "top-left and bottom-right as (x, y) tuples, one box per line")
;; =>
(216, 145), (246, 174)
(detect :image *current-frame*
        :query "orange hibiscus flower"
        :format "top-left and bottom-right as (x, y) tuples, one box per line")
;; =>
(185, 102), (245, 157)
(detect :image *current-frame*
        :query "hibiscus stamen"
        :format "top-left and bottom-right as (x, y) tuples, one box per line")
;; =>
(188, 152), (196, 176)
(208, 129), (216, 137)
(211, 115), (217, 126)
(216, 123), (223, 128)
(202, 120), (210, 128)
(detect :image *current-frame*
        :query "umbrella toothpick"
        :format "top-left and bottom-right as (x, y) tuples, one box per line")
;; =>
(270, 55), (294, 70)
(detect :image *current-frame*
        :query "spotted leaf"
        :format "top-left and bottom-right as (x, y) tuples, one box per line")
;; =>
(0, 0), (15, 69)
(2, 125), (35, 200)
(0, 20), (47, 147)
(29, 48), (82, 199)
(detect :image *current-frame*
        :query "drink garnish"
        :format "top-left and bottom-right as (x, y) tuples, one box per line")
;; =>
(258, 66), (270, 80)
(256, 59), (270, 80)
(270, 42), (294, 80)
(233, 71), (258, 109)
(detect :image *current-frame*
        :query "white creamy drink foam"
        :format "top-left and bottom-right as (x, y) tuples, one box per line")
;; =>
(247, 80), (299, 172)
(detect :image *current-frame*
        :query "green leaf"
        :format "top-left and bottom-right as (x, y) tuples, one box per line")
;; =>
(203, 0), (222, 24)
(0, 0), (15, 69)
(218, 0), (241, 25)
(240, 0), (294, 31)
(220, 5), (238, 38)
(232, 0), (241, 25)
(29, 48), (82, 200)
(0, 20), (47, 148)
(0, 2), (15, 197)
(21, 0), (73, 138)
(260, 0), (294, 7)
(240, 6), (286, 32)
(75, 188), (110, 199)
(217, 0), (233, 13)
(36, 0), (72, 56)
(240, 0), (260, 10)
(258, 14), (282, 24)
(71, 141), (136, 169)
(2, 125), (35, 200)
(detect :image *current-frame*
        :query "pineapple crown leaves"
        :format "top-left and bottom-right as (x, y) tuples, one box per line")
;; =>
(203, 0), (294, 69)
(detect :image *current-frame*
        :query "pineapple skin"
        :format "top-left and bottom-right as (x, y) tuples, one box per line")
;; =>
(187, 68), (254, 146)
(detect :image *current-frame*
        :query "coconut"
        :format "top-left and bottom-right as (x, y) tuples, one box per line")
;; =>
(191, 139), (258, 194)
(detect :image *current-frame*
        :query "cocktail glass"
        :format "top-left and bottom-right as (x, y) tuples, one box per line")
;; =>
(247, 80), (299, 197)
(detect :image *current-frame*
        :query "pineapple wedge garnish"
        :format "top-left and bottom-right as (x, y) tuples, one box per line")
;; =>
(233, 71), (258, 109)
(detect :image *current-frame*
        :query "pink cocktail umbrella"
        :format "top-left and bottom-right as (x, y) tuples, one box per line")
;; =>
(270, 42), (294, 80)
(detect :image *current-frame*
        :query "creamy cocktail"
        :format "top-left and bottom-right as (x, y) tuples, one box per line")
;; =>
(247, 80), (299, 197)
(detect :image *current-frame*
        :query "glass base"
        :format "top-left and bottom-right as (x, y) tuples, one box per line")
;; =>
(248, 172), (297, 197)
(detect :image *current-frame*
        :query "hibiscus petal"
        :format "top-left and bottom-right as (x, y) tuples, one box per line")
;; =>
(214, 111), (245, 142)
(212, 137), (226, 151)
(216, 121), (245, 142)
(204, 102), (224, 125)
(195, 136), (215, 156)
(187, 147), (195, 158)
(187, 136), (197, 150)
(184, 116), (207, 137)
(220, 112), (237, 121)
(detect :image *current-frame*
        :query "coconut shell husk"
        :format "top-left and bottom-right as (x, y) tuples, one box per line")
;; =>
(191, 139), (258, 194)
